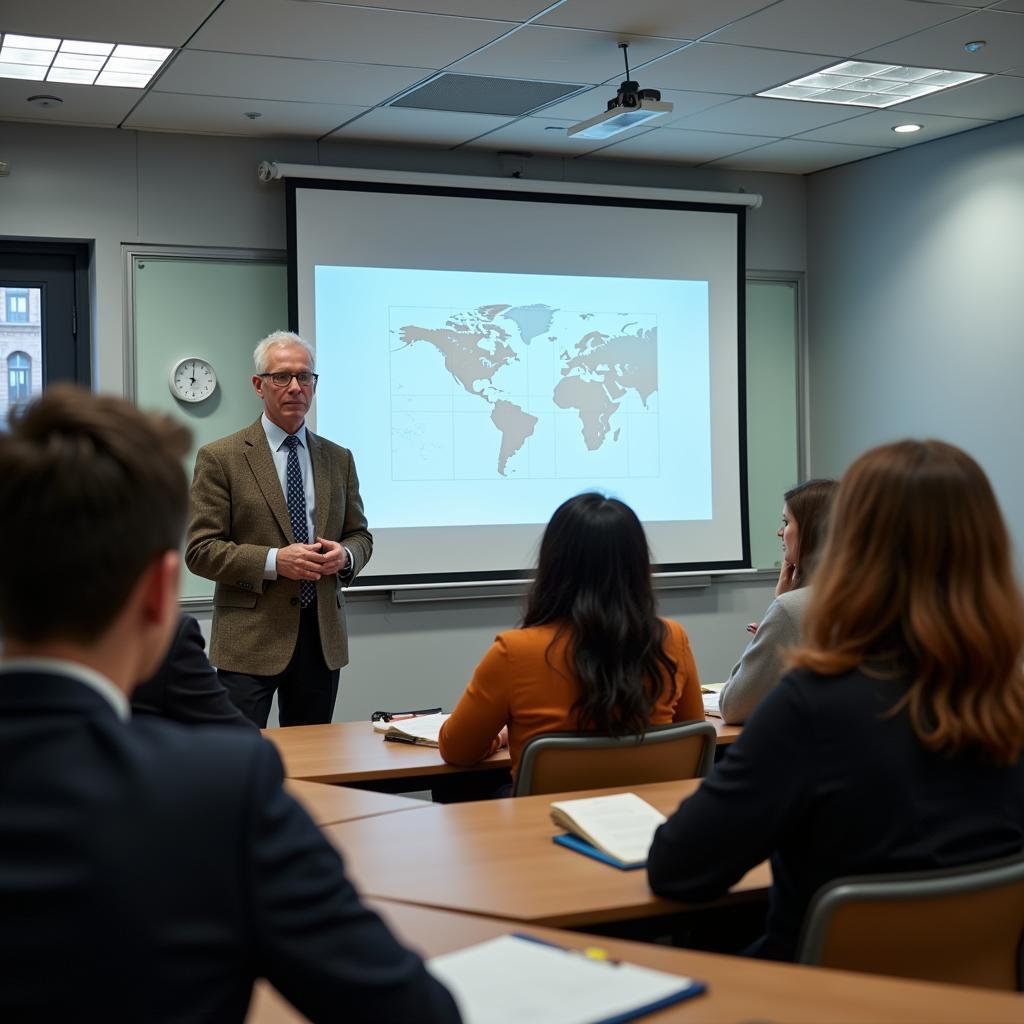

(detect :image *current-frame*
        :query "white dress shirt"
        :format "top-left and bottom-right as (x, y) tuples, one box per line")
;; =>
(260, 414), (350, 581)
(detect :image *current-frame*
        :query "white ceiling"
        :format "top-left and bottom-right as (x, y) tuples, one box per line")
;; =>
(1, 0), (1022, 174)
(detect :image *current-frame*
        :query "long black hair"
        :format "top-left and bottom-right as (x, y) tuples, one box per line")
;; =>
(522, 492), (677, 737)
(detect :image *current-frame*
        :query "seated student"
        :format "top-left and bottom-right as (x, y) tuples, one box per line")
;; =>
(132, 613), (253, 727)
(439, 492), (704, 786)
(0, 386), (459, 1024)
(718, 479), (836, 724)
(647, 440), (1024, 962)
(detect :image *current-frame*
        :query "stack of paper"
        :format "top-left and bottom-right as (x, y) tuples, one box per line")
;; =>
(428, 934), (705, 1024)
(550, 792), (666, 870)
(374, 712), (450, 747)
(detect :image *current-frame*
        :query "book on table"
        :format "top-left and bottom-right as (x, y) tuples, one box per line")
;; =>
(428, 933), (705, 1024)
(373, 712), (450, 746)
(550, 792), (667, 870)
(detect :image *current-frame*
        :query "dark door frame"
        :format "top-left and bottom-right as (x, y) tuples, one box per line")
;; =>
(0, 239), (92, 387)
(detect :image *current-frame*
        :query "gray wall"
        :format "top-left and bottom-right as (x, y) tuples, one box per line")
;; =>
(1, 122), (807, 718)
(807, 116), (1024, 548)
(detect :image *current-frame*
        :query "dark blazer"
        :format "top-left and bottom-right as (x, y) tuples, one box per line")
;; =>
(648, 666), (1024, 962)
(186, 418), (373, 675)
(0, 669), (460, 1023)
(131, 614), (252, 727)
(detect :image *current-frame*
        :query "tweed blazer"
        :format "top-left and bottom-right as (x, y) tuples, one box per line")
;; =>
(186, 419), (372, 675)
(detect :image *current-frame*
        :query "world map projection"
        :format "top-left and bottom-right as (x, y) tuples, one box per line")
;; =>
(391, 303), (659, 480)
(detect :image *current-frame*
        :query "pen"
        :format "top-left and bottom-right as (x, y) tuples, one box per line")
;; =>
(511, 932), (621, 965)
(746, 622), (758, 634)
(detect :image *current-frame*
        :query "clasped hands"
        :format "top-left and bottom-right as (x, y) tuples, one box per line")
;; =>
(276, 537), (348, 581)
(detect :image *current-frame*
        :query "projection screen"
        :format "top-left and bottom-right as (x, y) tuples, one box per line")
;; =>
(288, 173), (750, 589)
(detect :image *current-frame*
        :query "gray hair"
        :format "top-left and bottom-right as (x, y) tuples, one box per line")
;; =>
(253, 331), (316, 373)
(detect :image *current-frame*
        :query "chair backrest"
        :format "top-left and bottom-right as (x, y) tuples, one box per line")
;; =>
(797, 853), (1024, 991)
(512, 720), (716, 797)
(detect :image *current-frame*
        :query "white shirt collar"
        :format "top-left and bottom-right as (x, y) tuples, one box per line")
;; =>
(262, 413), (307, 452)
(0, 657), (130, 721)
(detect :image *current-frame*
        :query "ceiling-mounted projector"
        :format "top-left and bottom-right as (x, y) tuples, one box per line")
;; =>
(568, 43), (673, 140)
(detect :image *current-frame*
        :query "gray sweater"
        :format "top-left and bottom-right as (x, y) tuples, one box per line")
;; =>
(718, 586), (813, 725)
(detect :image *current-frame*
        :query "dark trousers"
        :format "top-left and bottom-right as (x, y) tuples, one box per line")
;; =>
(217, 604), (340, 728)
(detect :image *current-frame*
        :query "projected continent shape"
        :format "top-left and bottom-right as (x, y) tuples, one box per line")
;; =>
(391, 303), (660, 479)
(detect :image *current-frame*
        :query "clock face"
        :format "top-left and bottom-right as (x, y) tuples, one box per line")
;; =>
(170, 357), (217, 404)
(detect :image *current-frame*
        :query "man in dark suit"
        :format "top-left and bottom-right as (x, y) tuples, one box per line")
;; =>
(132, 613), (252, 727)
(0, 386), (459, 1023)
(186, 331), (371, 727)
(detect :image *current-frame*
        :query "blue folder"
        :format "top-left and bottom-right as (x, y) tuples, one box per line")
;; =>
(553, 832), (647, 871)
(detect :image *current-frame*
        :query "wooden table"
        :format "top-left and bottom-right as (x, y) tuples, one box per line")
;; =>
(283, 780), (432, 827)
(248, 900), (1024, 1024)
(321, 779), (769, 929)
(266, 717), (740, 791)
(265, 720), (512, 791)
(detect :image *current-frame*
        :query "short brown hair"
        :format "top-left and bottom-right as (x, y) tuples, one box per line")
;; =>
(791, 440), (1024, 764)
(0, 385), (192, 643)
(784, 478), (837, 586)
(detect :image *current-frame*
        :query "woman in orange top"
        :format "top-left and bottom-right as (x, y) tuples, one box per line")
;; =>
(438, 492), (705, 783)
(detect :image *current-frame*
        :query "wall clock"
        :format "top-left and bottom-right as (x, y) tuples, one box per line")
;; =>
(169, 357), (217, 403)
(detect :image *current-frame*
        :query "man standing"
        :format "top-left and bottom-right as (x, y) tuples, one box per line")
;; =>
(0, 386), (458, 1023)
(187, 331), (371, 727)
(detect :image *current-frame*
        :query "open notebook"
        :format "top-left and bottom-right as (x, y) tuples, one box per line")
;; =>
(701, 683), (724, 718)
(372, 712), (450, 746)
(550, 792), (666, 870)
(428, 934), (705, 1024)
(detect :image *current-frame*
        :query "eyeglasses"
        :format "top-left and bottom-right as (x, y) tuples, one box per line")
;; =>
(258, 371), (319, 388)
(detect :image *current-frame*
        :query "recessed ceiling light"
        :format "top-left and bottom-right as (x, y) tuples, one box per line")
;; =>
(543, 125), (566, 132)
(892, 123), (922, 133)
(0, 32), (170, 88)
(963, 40), (986, 54)
(26, 94), (62, 108)
(244, 111), (262, 120)
(758, 60), (985, 108)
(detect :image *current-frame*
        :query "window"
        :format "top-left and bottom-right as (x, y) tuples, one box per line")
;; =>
(8, 351), (31, 406)
(6, 288), (29, 323)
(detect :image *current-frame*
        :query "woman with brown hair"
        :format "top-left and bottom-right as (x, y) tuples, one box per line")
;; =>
(648, 440), (1024, 961)
(718, 479), (837, 724)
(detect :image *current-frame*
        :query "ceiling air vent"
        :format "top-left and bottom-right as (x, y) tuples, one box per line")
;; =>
(390, 73), (584, 117)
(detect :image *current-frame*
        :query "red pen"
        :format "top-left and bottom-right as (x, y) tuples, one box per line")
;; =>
(746, 622), (758, 635)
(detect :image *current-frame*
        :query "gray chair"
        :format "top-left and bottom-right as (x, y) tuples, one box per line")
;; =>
(797, 853), (1024, 991)
(512, 720), (716, 797)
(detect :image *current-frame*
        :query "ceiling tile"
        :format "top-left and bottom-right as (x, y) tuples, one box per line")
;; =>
(590, 125), (778, 163)
(190, 0), (511, 66)
(462, 116), (611, 155)
(157, 50), (430, 106)
(534, 85), (737, 123)
(992, 0), (1024, 11)
(635, 42), (835, 95)
(707, 0), (966, 56)
(857, 11), (1024, 73)
(672, 95), (865, 135)
(293, 0), (554, 17)
(450, 25), (688, 85)
(892, 72), (1024, 118)
(536, 0), (778, 40)
(0, 0), (220, 47)
(706, 138), (891, 172)
(325, 107), (514, 147)
(123, 92), (369, 136)
(797, 109), (994, 146)
(0, 76), (140, 127)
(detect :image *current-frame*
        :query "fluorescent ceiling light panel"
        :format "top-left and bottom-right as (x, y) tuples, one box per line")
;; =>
(567, 99), (674, 140)
(759, 60), (985, 109)
(0, 32), (171, 88)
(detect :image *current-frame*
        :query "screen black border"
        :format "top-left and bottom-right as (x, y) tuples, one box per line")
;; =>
(286, 176), (750, 588)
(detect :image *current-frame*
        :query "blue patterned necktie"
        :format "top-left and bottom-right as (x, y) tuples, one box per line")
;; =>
(284, 434), (316, 608)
